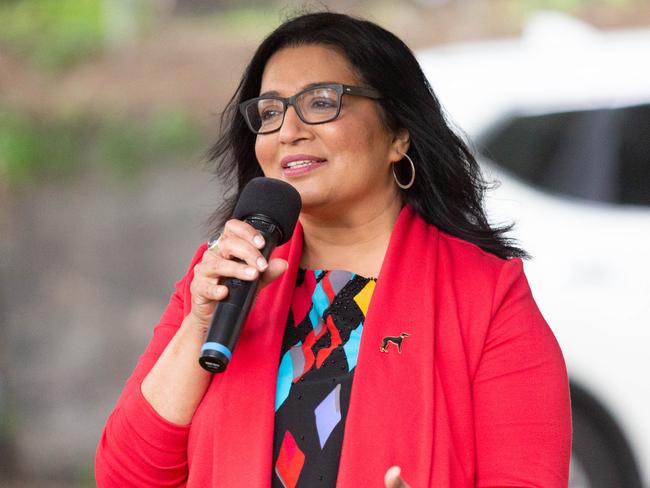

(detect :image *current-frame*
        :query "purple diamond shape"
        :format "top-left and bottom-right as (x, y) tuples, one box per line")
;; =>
(314, 384), (342, 449)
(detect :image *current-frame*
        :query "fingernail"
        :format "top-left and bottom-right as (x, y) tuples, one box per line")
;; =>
(253, 235), (265, 248)
(245, 267), (256, 277)
(257, 257), (268, 270)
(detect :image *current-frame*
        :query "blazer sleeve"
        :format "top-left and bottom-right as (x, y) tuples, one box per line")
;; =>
(473, 258), (572, 488)
(95, 244), (207, 488)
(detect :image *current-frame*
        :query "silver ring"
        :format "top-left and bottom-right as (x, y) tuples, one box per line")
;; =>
(207, 234), (222, 252)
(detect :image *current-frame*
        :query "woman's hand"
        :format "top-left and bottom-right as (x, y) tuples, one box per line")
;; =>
(141, 219), (288, 425)
(189, 218), (289, 328)
(384, 466), (411, 488)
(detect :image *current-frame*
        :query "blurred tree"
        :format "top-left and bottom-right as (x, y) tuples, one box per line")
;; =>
(0, 0), (106, 71)
(103, 0), (138, 47)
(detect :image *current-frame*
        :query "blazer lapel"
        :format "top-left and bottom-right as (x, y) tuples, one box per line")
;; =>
(337, 206), (439, 487)
(203, 224), (304, 486)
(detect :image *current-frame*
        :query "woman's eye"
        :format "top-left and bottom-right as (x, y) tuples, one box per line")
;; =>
(260, 108), (282, 121)
(309, 98), (337, 110)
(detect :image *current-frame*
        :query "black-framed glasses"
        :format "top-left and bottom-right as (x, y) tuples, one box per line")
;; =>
(238, 83), (382, 134)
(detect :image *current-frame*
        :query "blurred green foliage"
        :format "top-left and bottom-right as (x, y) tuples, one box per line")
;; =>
(0, 0), (642, 190)
(0, 0), (106, 71)
(0, 105), (203, 188)
(0, 108), (87, 186)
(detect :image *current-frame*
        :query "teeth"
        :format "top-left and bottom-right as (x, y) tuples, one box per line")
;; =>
(286, 160), (321, 168)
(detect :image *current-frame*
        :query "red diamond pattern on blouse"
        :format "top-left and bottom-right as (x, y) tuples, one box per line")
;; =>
(275, 430), (305, 488)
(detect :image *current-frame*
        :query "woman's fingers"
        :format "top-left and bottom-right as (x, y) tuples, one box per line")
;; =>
(189, 219), (286, 326)
(223, 218), (266, 246)
(260, 259), (288, 286)
(193, 278), (227, 303)
(206, 254), (261, 281)
(189, 272), (227, 325)
(203, 219), (268, 276)
(212, 233), (268, 271)
(221, 218), (266, 253)
(384, 466), (410, 488)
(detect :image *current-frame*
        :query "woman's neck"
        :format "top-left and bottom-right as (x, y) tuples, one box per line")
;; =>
(298, 197), (402, 278)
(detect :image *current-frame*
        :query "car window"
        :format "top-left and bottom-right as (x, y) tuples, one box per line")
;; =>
(478, 104), (650, 206)
(619, 105), (650, 205)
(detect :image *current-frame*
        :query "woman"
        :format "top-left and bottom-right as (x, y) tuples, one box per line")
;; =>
(96, 12), (571, 487)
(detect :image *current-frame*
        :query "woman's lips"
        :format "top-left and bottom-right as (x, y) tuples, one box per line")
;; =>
(280, 155), (327, 177)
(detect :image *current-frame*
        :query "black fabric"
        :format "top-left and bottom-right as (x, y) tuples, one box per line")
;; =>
(272, 269), (376, 488)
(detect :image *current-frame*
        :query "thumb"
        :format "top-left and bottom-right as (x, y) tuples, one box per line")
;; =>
(384, 466), (410, 488)
(260, 258), (288, 287)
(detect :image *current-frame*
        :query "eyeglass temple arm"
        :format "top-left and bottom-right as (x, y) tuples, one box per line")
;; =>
(342, 85), (382, 99)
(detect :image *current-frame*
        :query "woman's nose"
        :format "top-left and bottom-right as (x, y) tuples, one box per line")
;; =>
(278, 105), (309, 143)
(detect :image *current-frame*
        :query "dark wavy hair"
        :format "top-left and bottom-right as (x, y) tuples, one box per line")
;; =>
(207, 12), (527, 259)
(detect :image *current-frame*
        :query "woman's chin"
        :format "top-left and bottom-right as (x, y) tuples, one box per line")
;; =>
(294, 191), (335, 215)
(295, 194), (326, 212)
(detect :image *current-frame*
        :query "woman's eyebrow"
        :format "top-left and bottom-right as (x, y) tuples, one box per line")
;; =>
(259, 81), (340, 97)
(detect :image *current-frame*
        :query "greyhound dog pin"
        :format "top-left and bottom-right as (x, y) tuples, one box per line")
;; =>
(379, 332), (411, 353)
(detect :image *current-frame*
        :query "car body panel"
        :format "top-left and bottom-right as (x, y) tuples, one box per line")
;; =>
(417, 12), (650, 483)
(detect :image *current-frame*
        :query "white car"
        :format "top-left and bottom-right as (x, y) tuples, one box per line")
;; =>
(418, 12), (650, 488)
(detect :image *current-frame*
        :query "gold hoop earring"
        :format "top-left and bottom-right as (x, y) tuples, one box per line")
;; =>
(392, 152), (416, 190)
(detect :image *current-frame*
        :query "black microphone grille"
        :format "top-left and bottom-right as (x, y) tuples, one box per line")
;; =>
(233, 177), (302, 244)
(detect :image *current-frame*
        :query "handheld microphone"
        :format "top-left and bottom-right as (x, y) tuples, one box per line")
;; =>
(199, 177), (301, 373)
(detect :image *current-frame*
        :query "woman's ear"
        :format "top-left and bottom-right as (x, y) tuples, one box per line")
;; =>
(390, 128), (411, 162)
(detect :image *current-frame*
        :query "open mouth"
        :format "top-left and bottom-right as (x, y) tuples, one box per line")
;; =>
(282, 159), (327, 169)
(282, 159), (326, 169)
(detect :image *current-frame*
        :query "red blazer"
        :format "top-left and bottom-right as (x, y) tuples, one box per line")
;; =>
(96, 206), (571, 487)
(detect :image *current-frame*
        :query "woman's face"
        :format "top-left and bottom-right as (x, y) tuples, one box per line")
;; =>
(254, 44), (407, 217)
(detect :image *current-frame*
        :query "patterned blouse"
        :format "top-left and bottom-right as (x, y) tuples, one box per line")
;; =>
(272, 269), (377, 488)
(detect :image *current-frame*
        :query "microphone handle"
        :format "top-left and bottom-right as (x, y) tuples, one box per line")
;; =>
(198, 215), (281, 373)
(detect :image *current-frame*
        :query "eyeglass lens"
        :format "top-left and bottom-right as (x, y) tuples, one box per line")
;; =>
(245, 87), (340, 133)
